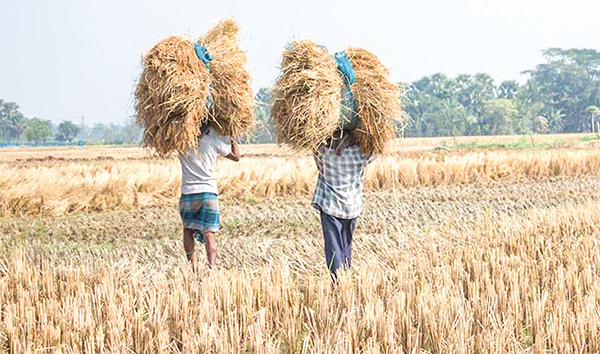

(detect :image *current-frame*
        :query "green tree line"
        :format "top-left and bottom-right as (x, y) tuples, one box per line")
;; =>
(0, 100), (142, 145)
(0, 101), (84, 144)
(403, 48), (600, 137)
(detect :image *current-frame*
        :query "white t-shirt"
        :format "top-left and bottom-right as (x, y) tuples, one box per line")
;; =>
(179, 127), (232, 195)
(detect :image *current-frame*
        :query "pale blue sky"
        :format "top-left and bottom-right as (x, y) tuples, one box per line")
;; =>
(1, 0), (599, 124)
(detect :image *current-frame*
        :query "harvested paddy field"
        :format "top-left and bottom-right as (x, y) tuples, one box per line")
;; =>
(1, 135), (600, 353)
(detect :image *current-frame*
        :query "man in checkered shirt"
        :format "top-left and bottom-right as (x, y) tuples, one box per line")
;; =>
(311, 130), (376, 277)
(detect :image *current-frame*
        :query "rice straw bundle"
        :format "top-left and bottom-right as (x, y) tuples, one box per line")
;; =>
(346, 47), (403, 155)
(271, 40), (343, 150)
(198, 18), (254, 138)
(135, 36), (211, 156)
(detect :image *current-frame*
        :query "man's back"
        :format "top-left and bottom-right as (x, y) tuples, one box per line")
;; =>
(311, 145), (374, 219)
(179, 127), (231, 195)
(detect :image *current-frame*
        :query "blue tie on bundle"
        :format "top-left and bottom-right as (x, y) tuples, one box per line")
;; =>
(334, 51), (359, 130)
(334, 51), (355, 85)
(194, 43), (213, 69)
(194, 43), (213, 110)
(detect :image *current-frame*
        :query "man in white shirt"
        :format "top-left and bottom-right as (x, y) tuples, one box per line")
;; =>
(179, 126), (240, 268)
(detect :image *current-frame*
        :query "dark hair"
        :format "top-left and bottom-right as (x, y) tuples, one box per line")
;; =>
(198, 124), (211, 138)
(326, 130), (357, 155)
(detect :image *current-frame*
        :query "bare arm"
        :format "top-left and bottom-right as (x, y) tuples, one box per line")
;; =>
(225, 140), (240, 162)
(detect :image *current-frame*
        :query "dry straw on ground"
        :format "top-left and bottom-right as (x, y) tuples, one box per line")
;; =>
(346, 47), (404, 155)
(134, 36), (211, 156)
(2, 182), (600, 352)
(198, 18), (254, 138)
(271, 40), (343, 150)
(4, 147), (600, 216)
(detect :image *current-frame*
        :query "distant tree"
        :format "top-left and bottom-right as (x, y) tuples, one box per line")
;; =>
(24, 118), (53, 144)
(56, 120), (80, 141)
(480, 99), (518, 135)
(89, 123), (111, 143)
(0, 100), (26, 142)
(587, 105), (600, 133)
(247, 87), (275, 143)
(404, 73), (491, 137)
(523, 48), (600, 132)
(87, 122), (141, 145)
(533, 116), (549, 133)
(545, 108), (565, 133)
(456, 73), (496, 117)
(118, 122), (143, 145)
(498, 80), (519, 99)
(514, 80), (547, 133)
(588, 105), (600, 116)
(404, 73), (463, 137)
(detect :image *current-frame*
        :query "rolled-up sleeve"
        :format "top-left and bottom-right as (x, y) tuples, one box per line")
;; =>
(216, 136), (232, 157)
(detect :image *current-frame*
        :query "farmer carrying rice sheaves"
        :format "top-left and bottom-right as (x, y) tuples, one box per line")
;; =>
(179, 126), (240, 268)
(271, 41), (403, 278)
(312, 130), (375, 277)
(134, 18), (254, 269)
(312, 51), (377, 278)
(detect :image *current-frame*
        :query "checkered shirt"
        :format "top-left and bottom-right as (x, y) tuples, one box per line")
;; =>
(311, 145), (375, 219)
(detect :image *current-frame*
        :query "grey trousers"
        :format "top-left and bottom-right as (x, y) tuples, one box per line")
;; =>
(320, 210), (357, 275)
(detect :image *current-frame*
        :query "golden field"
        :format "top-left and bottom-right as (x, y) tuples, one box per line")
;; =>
(2, 134), (600, 217)
(1, 134), (600, 353)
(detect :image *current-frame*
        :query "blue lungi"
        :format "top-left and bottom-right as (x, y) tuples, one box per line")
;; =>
(179, 193), (220, 236)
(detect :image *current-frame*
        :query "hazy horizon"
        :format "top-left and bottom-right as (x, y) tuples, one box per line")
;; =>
(1, 0), (599, 124)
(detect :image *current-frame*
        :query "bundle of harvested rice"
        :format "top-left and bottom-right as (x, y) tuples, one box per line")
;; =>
(271, 40), (343, 150)
(346, 47), (404, 155)
(135, 36), (211, 156)
(198, 18), (254, 138)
